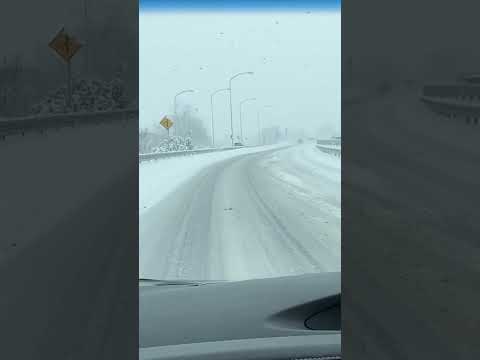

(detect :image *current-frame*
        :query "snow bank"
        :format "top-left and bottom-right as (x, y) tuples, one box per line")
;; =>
(30, 77), (129, 115)
(150, 136), (193, 152)
(259, 144), (341, 214)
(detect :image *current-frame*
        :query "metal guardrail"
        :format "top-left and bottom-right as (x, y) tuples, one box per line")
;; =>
(419, 95), (480, 125)
(0, 108), (138, 138)
(317, 139), (341, 146)
(422, 84), (480, 98)
(139, 143), (294, 162)
(420, 83), (480, 125)
(139, 146), (248, 162)
(316, 145), (341, 157)
(420, 95), (480, 109)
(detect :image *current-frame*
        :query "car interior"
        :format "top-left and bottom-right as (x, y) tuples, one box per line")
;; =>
(139, 272), (341, 360)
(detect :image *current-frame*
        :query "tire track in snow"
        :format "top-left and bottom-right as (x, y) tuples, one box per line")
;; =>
(245, 155), (327, 272)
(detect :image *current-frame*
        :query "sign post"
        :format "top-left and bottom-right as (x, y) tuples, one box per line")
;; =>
(66, 60), (72, 108)
(160, 116), (174, 137)
(49, 27), (82, 110)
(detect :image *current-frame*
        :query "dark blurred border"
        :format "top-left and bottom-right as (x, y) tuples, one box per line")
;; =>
(0, 1), (138, 359)
(342, 0), (480, 358)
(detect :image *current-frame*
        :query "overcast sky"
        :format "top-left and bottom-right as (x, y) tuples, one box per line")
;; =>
(140, 10), (340, 142)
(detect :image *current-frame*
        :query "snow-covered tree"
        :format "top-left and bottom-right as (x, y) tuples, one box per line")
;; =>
(30, 76), (131, 114)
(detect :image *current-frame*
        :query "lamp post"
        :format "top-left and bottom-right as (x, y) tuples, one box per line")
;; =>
(228, 72), (254, 146)
(257, 111), (261, 145)
(210, 87), (230, 147)
(258, 105), (273, 145)
(239, 97), (256, 143)
(174, 89), (195, 136)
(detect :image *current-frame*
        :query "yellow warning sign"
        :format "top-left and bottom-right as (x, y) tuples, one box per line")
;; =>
(160, 116), (174, 130)
(49, 28), (82, 62)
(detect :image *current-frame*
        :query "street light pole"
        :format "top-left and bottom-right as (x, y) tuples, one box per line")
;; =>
(174, 89), (195, 136)
(239, 97), (256, 143)
(210, 87), (230, 147)
(229, 71), (253, 146)
(258, 105), (273, 145)
(257, 111), (261, 145)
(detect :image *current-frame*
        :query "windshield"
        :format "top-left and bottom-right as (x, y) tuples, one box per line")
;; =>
(139, 2), (341, 282)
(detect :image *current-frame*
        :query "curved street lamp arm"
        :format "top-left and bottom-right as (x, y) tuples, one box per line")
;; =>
(211, 88), (230, 98)
(230, 71), (254, 82)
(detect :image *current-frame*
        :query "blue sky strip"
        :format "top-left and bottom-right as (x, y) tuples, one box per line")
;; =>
(140, 0), (340, 12)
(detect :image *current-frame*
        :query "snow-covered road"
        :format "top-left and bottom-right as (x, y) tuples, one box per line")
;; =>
(139, 143), (340, 281)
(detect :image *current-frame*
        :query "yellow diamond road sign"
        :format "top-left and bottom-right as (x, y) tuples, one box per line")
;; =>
(49, 27), (82, 62)
(160, 116), (174, 130)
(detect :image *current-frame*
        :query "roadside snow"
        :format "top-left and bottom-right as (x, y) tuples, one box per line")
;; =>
(317, 144), (341, 150)
(259, 144), (341, 216)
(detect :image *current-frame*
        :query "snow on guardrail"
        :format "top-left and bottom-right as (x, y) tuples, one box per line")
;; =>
(139, 146), (258, 162)
(0, 108), (138, 138)
(316, 144), (341, 157)
(316, 138), (341, 146)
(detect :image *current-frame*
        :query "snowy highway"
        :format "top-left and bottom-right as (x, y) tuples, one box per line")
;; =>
(139, 143), (340, 281)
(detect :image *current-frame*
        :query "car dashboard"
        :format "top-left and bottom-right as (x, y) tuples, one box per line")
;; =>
(139, 272), (341, 360)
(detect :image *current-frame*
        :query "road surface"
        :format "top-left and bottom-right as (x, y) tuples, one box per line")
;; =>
(342, 85), (480, 359)
(0, 120), (138, 360)
(139, 144), (341, 281)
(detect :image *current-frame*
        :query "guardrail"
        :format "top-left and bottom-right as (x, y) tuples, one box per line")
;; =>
(317, 139), (341, 146)
(139, 146), (248, 162)
(0, 108), (138, 138)
(420, 95), (480, 109)
(422, 84), (480, 98)
(420, 95), (480, 125)
(139, 143), (294, 162)
(316, 145), (341, 157)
